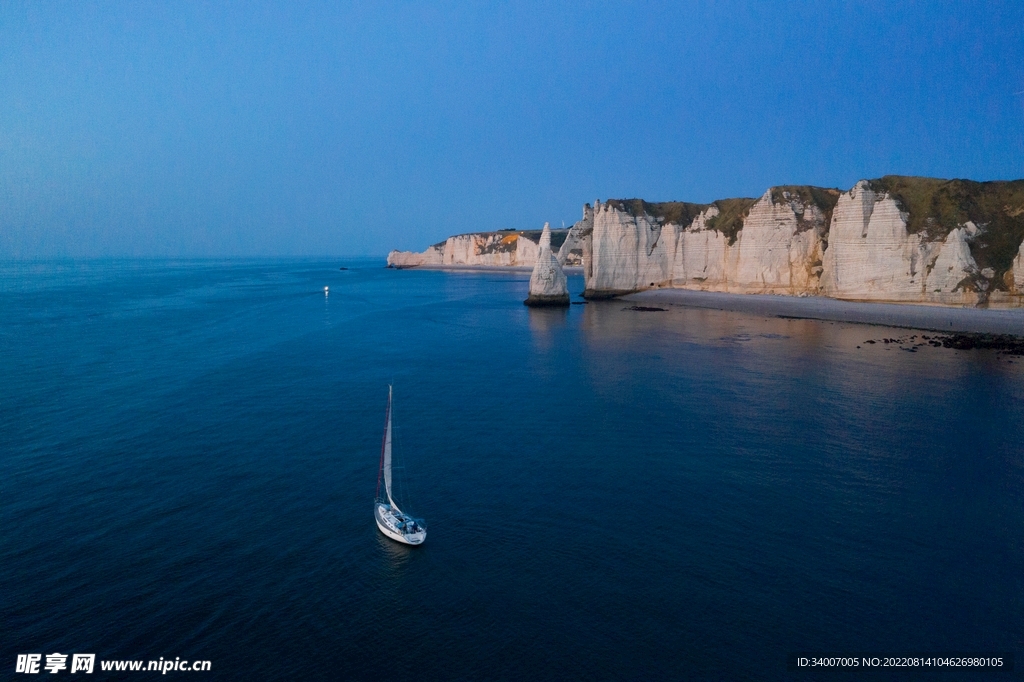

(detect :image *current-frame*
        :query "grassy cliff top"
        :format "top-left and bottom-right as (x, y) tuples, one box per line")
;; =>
(867, 175), (1024, 282)
(770, 186), (841, 212)
(609, 190), (840, 246)
(431, 228), (569, 251)
(605, 199), (710, 226)
(705, 198), (759, 245)
(770, 186), (842, 236)
(605, 196), (762, 246)
(867, 175), (1024, 237)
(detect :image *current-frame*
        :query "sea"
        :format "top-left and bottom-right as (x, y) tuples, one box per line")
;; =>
(2, 259), (1022, 681)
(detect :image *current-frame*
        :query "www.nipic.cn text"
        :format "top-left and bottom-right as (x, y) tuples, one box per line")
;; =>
(16, 654), (211, 674)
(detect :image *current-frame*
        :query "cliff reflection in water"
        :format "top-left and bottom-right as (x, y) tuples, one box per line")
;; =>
(576, 297), (1023, 488)
(526, 306), (569, 350)
(577, 297), (1017, 389)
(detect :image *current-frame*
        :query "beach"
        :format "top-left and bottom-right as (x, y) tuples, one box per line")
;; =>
(626, 288), (1024, 336)
(394, 264), (1024, 335)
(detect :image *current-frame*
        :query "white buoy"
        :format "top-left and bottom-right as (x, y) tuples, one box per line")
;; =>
(324, 286), (329, 296)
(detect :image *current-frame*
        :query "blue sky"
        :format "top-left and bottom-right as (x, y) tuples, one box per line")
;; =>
(1, 1), (1022, 257)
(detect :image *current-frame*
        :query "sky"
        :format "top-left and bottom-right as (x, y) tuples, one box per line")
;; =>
(1, 1), (1022, 257)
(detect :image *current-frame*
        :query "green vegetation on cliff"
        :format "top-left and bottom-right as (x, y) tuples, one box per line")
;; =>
(607, 197), (762, 246)
(769, 186), (841, 211)
(705, 198), (758, 245)
(868, 175), (1024, 287)
(770, 186), (841, 234)
(606, 199), (710, 227)
(437, 229), (570, 256)
(520, 229), (568, 250)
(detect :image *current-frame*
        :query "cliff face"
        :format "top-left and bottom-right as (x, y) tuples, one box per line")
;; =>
(386, 175), (1024, 308)
(1014, 241), (1024, 293)
(581, 188), (835, 297)
(586, 200), (677, 296)
(387, 242), (445, 268)
(387, 228), (574, 269)
(579, 176), (1024, 307)
(818, 181), (981, 304)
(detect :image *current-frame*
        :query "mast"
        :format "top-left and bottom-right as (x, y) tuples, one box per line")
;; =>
(376, 385), (392, 504)
(381, 386), (396, 509)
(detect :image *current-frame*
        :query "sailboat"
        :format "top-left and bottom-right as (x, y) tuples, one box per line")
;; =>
(374, 386), (427, 545)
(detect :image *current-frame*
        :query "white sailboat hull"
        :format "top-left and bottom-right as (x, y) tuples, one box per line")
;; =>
(374, 503), (426, 546)
(373, 387), (426, 546)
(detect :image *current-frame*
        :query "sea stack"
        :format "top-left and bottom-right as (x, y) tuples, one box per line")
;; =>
(524, 222), (570, 307)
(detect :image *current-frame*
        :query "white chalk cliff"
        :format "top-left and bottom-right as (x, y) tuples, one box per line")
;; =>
(580, 190), (833, 297)
(388, 176), (1024, 308)
(525, 223), (569, 306)
(819, 182), (982, 304)
(575, 178), (1024, 307)
(1013, 240), (1024, 293)
(387, 231), (541, 268)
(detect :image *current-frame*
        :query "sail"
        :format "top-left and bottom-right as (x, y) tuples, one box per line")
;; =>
(383, 386), (395, 508)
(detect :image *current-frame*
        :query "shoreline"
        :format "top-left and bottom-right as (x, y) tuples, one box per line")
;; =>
(625, 289), (1024, 336)
(390, 264), (584, 274)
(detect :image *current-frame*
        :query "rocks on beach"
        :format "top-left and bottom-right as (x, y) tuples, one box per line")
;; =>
(860, 332), (1024, 355)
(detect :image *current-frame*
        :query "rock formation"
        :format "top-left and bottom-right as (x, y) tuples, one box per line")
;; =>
(1014, 240), (1024, 293)
(388, 175), (1024, 309)
(579, 189), (836, 298)
(819, 181), (982, 304)
(524, 223), (570, 307)
(576, 176), (1024, 307)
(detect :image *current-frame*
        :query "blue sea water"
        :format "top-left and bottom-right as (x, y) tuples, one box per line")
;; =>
(2, 259), (1022, 681)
